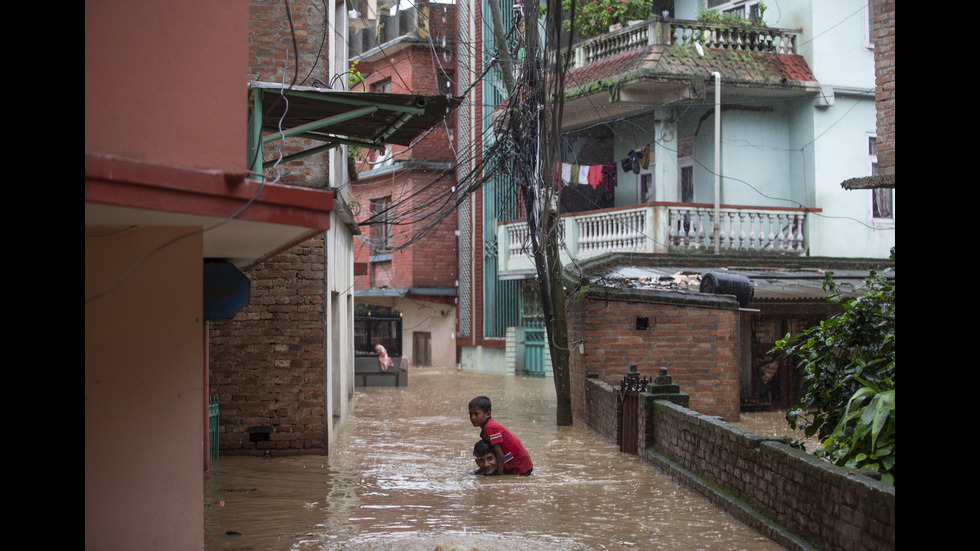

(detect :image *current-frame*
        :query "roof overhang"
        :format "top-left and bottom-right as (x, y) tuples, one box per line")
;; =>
(87, 84), (461, 270)
(841, 174), (896, 190)
(85, 152), (335, 270)
(354, 287), (457, 298)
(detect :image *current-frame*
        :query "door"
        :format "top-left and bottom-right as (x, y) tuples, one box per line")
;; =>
(523, 321), (546, 377)
(413, 331), (431, 367)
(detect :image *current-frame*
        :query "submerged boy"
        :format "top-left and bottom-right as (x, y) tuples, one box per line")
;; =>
(470, 439), (498, 475)
(467, 395), (533, 476)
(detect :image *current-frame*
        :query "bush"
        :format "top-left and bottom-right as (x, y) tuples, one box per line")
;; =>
(771, 268), (895, 484)
(561, 0), (657, 40)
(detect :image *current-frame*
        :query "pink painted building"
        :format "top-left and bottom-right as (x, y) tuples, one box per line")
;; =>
(85, 1), (342, 548)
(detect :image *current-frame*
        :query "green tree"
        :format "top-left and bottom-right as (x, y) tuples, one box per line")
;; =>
(771, 265), (895, 484)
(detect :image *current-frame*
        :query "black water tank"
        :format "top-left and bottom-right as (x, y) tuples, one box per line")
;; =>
(699, 272), (754, 308)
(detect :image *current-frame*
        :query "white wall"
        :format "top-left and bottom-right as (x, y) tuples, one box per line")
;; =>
(460, 345), (510, 373)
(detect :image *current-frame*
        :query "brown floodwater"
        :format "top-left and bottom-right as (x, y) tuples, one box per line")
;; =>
(731, 410), (823, 453)
(205, 368), (788, 550)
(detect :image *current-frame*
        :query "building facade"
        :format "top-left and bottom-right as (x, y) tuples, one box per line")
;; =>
(349, 1), (461, 369)
(457, 0), (894, 418)
(85, 0), (342, 547)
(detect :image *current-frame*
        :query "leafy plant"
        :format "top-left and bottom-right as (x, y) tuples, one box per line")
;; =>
(697, 2), (767, 27)
(348, 61), (365, 89)
(561, 0), (657, 41)
(771, 263), (895, 484)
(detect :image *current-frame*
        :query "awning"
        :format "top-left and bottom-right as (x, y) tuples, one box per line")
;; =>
(248, 81), (463, 174)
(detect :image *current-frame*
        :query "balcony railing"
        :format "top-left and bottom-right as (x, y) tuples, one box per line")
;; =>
(571, 17), (800, 70)
(498, 203), (808, 276)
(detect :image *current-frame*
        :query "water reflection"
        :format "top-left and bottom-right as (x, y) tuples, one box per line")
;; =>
(206, 368), (785, 550)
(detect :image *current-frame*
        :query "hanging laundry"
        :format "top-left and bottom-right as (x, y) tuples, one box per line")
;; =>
(621, 151), (634, 173)
(601, 163), (618, 198)
(588, 165), (603, 190)
(561, 163), (573, 185)
(640, 146), (652, 169)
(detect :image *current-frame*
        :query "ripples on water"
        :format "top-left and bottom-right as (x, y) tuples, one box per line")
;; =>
(205, 368), (786, 550)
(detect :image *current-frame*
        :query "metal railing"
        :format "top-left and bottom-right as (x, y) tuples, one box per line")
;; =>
(209, 397), (219, 461)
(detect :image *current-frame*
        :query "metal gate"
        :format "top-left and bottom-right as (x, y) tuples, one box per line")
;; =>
(209, 397), (219, 461)
(618, 365), (649, 455)
(523, 321), (546, 376)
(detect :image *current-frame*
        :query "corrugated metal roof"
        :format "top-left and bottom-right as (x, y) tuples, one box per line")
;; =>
(249, 81), (463, 147)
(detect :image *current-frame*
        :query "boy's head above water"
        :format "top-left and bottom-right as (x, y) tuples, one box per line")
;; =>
(473, 438), (497, 475)
(468, 396), (492, 427)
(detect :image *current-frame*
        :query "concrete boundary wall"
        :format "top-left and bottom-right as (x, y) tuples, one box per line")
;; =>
(579, 378), (895, 551)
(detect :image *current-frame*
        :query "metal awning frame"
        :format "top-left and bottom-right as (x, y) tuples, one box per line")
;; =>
(247, 82), (446, 175)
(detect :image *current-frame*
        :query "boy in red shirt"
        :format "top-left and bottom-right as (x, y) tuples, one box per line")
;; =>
(467, 396), (533, 476)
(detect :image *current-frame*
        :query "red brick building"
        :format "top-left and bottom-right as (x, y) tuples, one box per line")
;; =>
(208, 0), (360, 457)
(349, 2), (460, 368)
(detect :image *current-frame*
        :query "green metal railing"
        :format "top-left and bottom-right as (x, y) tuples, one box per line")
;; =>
(208, 397), (219, 461)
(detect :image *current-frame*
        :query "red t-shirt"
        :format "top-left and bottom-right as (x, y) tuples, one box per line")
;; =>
(481, 418), (533, 475)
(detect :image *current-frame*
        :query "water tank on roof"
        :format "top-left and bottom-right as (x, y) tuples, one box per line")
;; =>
(699, 272), (754, 308)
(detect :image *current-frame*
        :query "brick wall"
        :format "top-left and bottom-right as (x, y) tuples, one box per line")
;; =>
(581, 377), (620, 444)
(641, 400), (895, 551)
(208, 0), (333, 456)
(351, 170), (459, 291)
(209, 238), (327, 455)
(249, 0), (332, 185)
(576, 382), (895, 551)
(873, 0), (894, 176)
(349, 13), (458, 291)
(568, 286), (741, 422)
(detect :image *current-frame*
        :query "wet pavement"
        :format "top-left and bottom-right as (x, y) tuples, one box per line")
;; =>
(205, 367), (789, 550)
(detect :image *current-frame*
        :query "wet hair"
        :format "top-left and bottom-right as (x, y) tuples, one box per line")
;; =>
(468, 395), (492, 413)
(473, 439), (493, 458)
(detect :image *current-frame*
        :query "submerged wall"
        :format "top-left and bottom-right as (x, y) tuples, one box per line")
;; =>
(577, 378), (896, 551)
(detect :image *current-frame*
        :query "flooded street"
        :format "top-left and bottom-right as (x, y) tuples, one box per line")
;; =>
(205, 368), (787, 550)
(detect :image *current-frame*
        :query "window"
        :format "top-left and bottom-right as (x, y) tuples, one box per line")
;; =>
(637, 144), (655, 203)
(371, 78), (391, 94)
(639, 173), (654, 203)
(678, 137), (695, 203)
(439, 69), (455, 96)
(706, 0), (763, 23)
(370, 196), (393, 256)
(869, 136), (892, 220)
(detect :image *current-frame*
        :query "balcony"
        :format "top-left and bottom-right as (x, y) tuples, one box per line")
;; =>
(498, 203), (808, 278)
(570, 16), (799, 70)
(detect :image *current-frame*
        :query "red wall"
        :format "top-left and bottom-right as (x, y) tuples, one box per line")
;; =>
(350, 19), (458, 294)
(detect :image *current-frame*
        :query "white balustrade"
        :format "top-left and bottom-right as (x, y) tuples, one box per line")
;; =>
(666, 205), (805, 253)
(499, 204), (806, 276)
(570, 18), (800, 70)
(575, 208), (647, 255)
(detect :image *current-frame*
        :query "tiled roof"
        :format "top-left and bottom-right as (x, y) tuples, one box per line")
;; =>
(565, 44), (817, 98)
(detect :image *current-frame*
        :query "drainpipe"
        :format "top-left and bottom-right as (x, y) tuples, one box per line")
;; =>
(712, 71), (721, 254)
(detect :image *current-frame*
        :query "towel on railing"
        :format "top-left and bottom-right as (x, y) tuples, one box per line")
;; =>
(375, 344), (393, 372)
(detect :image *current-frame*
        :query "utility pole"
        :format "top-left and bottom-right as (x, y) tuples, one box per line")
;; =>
(494, 0), (573, 425)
